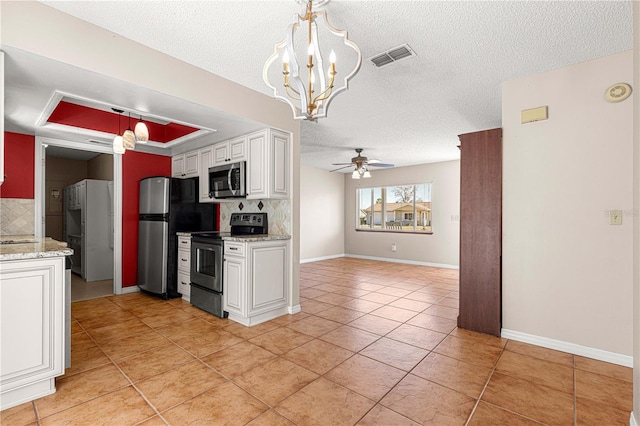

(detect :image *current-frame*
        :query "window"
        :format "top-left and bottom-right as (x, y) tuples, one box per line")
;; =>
(356, 183), (432, 233)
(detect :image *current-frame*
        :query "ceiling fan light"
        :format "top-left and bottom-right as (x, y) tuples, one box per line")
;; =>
(134, 121), (149, 143)
(352, 170), (360, 179)
(363, 170), (371, 178)
(122, 129), (136, 150)
(113, 135), (125, 154)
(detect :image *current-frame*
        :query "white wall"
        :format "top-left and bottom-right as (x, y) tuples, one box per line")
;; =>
(344, 160), (460, 267)
(633, 2), (640, 421)
(300, 165), (345, 261)
(502, 51), (633, 359)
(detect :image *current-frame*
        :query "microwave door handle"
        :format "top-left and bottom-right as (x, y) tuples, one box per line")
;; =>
(227, 167), (235, 196)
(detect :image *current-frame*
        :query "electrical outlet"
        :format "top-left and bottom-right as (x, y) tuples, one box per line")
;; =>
(609, 210), (622, 225)
(274, 211), (285, 221)
(391, 243), (397, 252)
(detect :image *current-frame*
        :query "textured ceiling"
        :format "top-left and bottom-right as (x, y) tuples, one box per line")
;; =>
(24, 1), (635, 169)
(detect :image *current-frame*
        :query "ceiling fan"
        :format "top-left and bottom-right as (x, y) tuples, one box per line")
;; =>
(330, 148), (394, 177)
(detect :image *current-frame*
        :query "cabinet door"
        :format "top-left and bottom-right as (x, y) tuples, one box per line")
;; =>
(249, 243), (288, 314)
(184, 151), (199, 177)
(172, 155), (185, 177)
(213, 142), (229, 166)
(198, 146), (214, 202)
(270, 130), (290, 199)
(247, 130), (268, 199)
(0, 257), (65, 407)
(223, 256), (245, 316)
(228, 136), (247, 161)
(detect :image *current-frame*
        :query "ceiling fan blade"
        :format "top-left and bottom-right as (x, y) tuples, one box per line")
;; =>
(331, 162), (355, 166)
(330, 165), (353, 172)
(367, 162), (394, 168)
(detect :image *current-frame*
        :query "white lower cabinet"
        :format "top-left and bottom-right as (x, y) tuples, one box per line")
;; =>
(223, 250), (245, 317)
(223, 240), (289, 326)
(177, 236), (191, 301)
(0, 256), (66, 410)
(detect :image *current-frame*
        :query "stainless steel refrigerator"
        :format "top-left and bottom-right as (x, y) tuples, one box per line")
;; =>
(137, 176), (215, 299)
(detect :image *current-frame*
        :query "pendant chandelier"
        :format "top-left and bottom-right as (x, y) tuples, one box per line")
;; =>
(263, 0), (362, 121)
(112, 108), (150, 153)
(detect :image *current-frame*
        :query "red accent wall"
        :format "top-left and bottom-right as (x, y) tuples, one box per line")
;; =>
(47, 101), (199, 143)
(122, 151), (171, 287)
(1, 132), (35, 199)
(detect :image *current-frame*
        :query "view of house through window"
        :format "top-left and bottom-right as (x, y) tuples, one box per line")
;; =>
(356, 183), (432, 233)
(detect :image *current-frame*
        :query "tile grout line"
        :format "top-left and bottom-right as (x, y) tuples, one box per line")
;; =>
(463, 335), (507, 426)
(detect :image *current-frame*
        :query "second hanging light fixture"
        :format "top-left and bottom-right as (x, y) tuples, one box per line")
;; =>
(111, 109), (151, 153)
(122, 112), (136, 150)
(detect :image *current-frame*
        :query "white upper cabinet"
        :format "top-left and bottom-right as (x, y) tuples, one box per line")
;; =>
(198, 146), (214, 202)
(247, 129), (290, 200)
(184, 151), (199, 176)
(213, 136), (247, 167)
(171, 128), (290, 200)
(172, 150), (199, 178)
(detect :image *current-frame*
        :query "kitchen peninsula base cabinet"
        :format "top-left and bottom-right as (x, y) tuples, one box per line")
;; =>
(223, 240), (289, 326)
(0, 256), (66, 410)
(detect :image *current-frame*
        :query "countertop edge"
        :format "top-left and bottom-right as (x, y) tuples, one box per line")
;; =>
(0, 237), (74, 261)
(176, 232), (291, 242)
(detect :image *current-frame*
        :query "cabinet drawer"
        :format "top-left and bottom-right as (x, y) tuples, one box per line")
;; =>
(177, 270), (191, 298)
(224, 242), (245, 257)
(178, 236), (191, 249)
(178, 249), (191, 271)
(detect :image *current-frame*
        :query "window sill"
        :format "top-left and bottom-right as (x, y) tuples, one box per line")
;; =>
(355, 229), (433, 235)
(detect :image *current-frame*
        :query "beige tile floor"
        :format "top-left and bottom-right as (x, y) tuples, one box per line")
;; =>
(2, 258), (632, 425)
(71, 272), (113, 302)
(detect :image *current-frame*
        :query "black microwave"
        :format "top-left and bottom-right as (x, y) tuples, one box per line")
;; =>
(208, 161), (246, 199)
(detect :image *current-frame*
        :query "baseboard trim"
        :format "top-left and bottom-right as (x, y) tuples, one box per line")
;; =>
(501, 328), (632, 367)
(120, 285), (139, 295)
(345, 254), (459, 270)
(300, 254), (346, 264)
(300, 253), (459, 269)
(288, 304), (301, 314)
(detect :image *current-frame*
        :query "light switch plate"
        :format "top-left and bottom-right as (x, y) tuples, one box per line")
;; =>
(609, 210), (622, 225)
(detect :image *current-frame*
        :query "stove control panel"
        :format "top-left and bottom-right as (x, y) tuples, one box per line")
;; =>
(229, 212), (267, 227)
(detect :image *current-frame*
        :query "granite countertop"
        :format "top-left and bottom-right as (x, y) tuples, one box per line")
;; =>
(222, 234), (290, 242)
(0, 235), (73, 261)
(176, 231), (291, 242)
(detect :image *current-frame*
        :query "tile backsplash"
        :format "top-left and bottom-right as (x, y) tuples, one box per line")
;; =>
(220, 199), (290, 235)
(1, 198), (35, 236)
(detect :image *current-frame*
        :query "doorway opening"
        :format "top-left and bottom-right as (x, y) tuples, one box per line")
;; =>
(35, 137), (123, 300)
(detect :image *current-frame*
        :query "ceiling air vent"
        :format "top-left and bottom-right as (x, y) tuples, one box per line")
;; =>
(369, 44), (416, 68)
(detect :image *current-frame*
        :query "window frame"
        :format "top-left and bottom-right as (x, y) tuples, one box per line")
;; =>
(355, 183), (433, 234)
